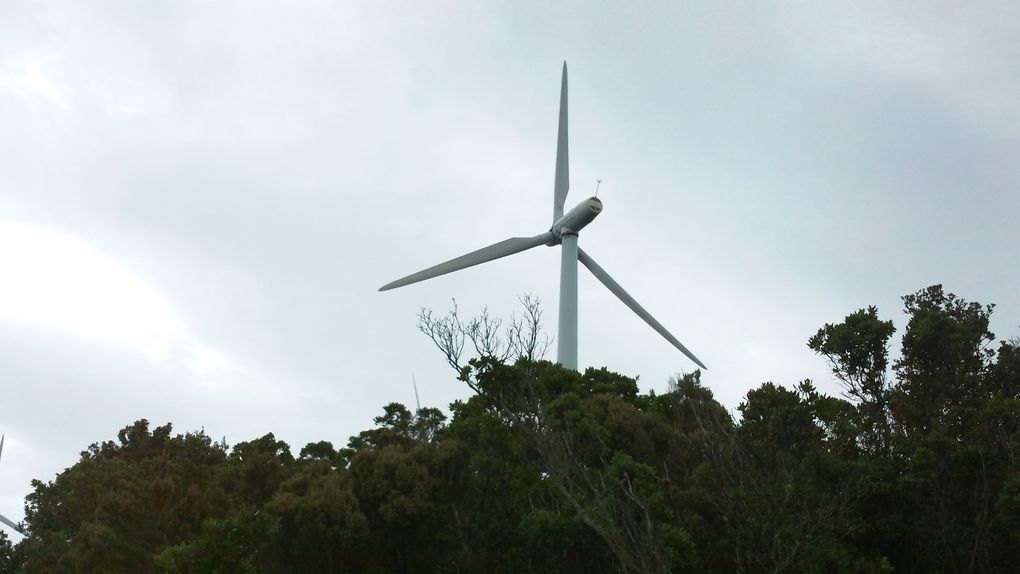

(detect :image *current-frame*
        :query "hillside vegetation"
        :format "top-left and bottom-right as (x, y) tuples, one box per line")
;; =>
(2, 285), (1018, 573)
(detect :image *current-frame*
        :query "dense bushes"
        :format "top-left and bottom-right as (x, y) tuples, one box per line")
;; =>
(3, 285), (1017, 573)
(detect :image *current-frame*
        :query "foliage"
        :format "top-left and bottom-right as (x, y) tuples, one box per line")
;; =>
(0, 531), (24, 574)
(3, 284), (1017, 573)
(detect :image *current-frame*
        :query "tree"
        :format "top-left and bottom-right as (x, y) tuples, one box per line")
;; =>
(260, 463), (369, 572)
(0, 530), (24, 574)
(687, 381), (886, 574)
(892, 285), (996, 436)
(21, 421), (230, 573)
(809, 306), (896, 453)
(9, 284), (1017, 572)
(881, 286), (1017, 573)
(417, 294), (552, 377)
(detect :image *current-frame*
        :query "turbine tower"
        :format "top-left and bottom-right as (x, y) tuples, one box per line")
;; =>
(380, 62), (705, 372)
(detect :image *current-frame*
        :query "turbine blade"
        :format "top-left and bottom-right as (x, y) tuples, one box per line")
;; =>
(578, 248), (707, 370)
(0, 435), (20, 534)
(380, 232), (554, 291)
(0, 513), (22, 534)
(552, 61), (569, 223)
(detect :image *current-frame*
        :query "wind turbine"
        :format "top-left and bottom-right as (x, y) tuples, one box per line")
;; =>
(0, 435), (24, 534)
(380, 62), (705, 372)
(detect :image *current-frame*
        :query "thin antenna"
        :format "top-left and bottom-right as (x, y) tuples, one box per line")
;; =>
(594, 178), (602, 197)
(412, 374), (421, 412)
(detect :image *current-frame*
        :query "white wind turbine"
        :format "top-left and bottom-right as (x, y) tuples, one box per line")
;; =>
(380, 62), (705, 372)
(0, 435), (24, 534)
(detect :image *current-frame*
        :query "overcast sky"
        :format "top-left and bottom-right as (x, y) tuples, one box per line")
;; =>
(1, 1), (1018, 530)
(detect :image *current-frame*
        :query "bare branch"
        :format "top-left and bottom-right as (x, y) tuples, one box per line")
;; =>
(464, 306), (510, 361)
(417, 300), (466, 372)
(418, 294), (552, 372)
(509, 293), (553, 363)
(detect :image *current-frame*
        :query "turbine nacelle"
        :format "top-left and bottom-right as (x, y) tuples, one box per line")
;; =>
(548, 196), (602, 244)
